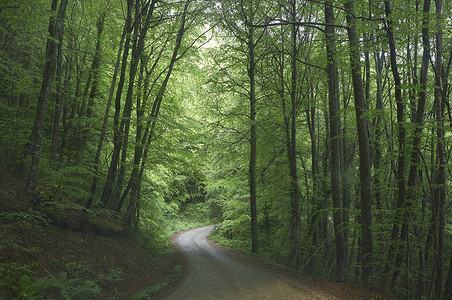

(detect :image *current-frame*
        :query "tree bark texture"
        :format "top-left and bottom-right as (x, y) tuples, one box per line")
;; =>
(432, 0), (445, 297)
(113, 0), (154, 208)
(344, 0), (373, 286)
(100, 0), (134, 208)
(382, 0), (407, 284)
(123, 0), (189, 228)
(392, 0), (431, 291)
(325, 0), (347, 282)
(86, 13), (127, 209)
(248, 24), (259, 255)
(26, 0), (68, 198)
(286, 0), (301, 269)
(50, 19), (65, 165)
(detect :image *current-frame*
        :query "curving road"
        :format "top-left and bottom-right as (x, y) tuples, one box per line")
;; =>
(165, 226), (335, 300)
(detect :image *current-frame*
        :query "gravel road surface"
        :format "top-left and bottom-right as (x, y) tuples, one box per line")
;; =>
(166, 226), (336, 299)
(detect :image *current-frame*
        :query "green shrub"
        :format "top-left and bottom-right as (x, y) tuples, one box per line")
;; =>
(18, 272), (101, 299)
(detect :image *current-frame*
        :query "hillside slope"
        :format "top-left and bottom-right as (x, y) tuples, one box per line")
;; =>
(0, 166), (182, 299)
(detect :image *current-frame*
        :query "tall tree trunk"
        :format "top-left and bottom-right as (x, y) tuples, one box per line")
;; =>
(391, 0), (431, 292)
(26, 0), (68, 198)
(344, 0), (373, 286)
(325, 0), (347, 282)
(123, 0), (190, 228)
(75, 12), (106, 164)
(305, 97), (319, 275)
(86, 14), (127, 209)
(443, 254), (452, 300)
(113, 0), (155, 208)
(287, 0), (300, 268)
(86, 13), (106, 119)
(372, 50), (384, 214)
(115, 39), (167, 211)
(432, 0), (446, 297)
(248, 19), (259, 255)
(340, 69), (352, 264)
(50, 19), (65, 165)
(116, 55), (147, 212)
(382, 1), (407, 286)
(56, 44), (73, 164)
(100, 0), (134, 208)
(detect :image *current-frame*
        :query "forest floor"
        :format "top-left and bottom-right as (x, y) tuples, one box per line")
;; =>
(0, 166), (183, 299)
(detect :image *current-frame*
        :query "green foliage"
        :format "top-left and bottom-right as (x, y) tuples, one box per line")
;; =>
(36, 199), (125, 235)
(98, 268), (124, 285)
(129, 264), (182, 300)
(0, 209), (51, 228)
(209, 196), (252, 251)
(17, 272), (101, 300)
(170, 264), (182, 277)
(129, 282), (168, 300)
(0, 101), (33, 165)
(164, 202), (212, 236)
(0, 262), (35, 296)
(0, 257), (103, 299)
(38, 163), (93, 202)
(0, 0), (451, 297)
(0, 255), (123, 299)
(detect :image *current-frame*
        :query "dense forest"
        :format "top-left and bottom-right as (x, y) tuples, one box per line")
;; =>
(0, 0), (451, 298)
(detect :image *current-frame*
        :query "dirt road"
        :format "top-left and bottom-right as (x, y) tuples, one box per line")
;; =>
(165, 226), (364, 300)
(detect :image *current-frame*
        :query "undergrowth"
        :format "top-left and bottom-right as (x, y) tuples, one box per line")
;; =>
(164, 202), (212, 235)
(0, 209), (124, 298)
(209, 230), (248, 256)
(0, 167), (186, 299)
(0, 201), (178, 299)
(129, 264), (183, 300)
